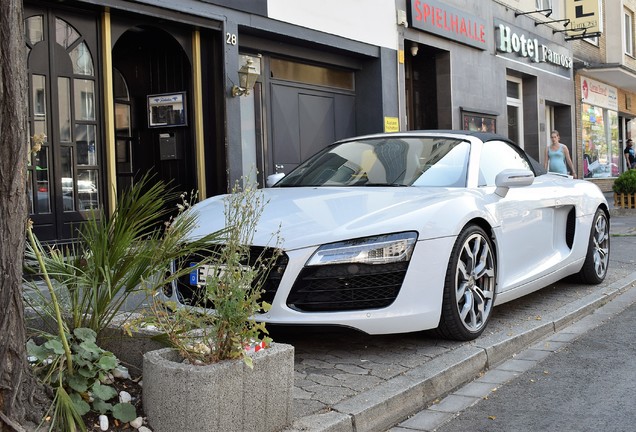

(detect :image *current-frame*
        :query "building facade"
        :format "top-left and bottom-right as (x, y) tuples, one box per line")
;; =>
(24, 0), (631, 243)
(400, 0), (576, 166)
(569, 0), (636, 191)
(24, 0), (400, 242)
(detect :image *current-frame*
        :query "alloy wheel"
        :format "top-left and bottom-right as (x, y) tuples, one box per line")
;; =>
(454, 232), (496, 333)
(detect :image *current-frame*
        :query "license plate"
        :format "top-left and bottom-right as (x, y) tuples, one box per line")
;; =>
(189, 264), (222, 286)
(189, 263), (247, 286)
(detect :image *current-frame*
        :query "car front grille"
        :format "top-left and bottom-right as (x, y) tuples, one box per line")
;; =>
(286, 261), (408, 312)
(174, 246), (288, 308)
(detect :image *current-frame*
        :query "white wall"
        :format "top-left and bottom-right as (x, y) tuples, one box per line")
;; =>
(267, 0), (398, 49)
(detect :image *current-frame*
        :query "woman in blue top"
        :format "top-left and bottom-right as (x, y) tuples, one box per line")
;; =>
(544, 130), (577, 178)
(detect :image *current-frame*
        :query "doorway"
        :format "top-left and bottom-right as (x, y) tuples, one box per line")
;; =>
(112, 26), (195, 200)
(268, 58), (356, 175)
(405, 43), (449, 130)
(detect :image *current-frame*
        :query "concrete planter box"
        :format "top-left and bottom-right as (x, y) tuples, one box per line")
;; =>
(614, 192), (636, 209)
(143, 343), (294, 432)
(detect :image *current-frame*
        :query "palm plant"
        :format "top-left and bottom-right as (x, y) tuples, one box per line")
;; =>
(24, 175), (224, 337)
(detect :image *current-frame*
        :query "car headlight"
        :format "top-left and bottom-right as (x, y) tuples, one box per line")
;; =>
(306, 232), (417, 266)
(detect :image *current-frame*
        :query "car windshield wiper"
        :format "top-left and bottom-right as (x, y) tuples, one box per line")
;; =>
(362, 183), (407, 187)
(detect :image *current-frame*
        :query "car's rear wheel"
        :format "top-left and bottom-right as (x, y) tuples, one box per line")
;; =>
(577, 208), (609, 284)
(437, 225), (496, 341)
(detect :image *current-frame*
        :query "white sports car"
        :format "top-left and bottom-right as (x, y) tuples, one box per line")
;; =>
(166, 130), (610, 340)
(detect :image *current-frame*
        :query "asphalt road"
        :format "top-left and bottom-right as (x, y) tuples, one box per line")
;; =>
(412, 294), (636, 432)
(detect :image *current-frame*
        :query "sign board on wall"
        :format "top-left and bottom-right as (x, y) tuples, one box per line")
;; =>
(494, 20), (573, 78)
(408, 0), (488, 50)
(384, 117), (399, 132)
(581, 77), (618, 111)
(565, 0), (601, 35)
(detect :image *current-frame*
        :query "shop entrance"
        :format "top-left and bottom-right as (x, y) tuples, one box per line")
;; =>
(112, 26), (195, 200)
(405, 44), (450, 130)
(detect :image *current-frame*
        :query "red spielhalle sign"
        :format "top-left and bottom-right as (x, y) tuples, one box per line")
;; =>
(408, 0), (488, 50)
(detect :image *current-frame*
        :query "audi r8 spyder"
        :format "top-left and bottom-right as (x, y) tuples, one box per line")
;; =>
(163, 130), (610, 341)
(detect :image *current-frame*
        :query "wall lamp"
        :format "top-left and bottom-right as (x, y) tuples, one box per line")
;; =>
(232, 55), (261, 97)
(410, 42), (419, 57)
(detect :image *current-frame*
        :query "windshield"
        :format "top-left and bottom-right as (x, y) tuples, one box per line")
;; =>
(275, 137), (470, 187)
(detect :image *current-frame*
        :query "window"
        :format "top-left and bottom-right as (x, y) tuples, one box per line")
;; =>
(535, 0), (552, 12)
(582, 104), (619, 178)
(506, 76), (523, 149)
(479, 141), (533, 187)
(625, 10), (634, 56)
(270, 58), (354, 90)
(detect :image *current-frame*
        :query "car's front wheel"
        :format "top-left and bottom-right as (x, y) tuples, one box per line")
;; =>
(577, 208), (609, 284)
(437, 225), (496, 341)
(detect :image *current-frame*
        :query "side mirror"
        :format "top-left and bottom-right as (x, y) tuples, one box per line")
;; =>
(494, 169), (534, 197)
(266, 172), (285, 187)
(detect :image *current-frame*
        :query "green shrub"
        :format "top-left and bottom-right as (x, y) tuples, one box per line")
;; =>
(28, 328), (137, 428)
(24, 174), (223, 337)
(133, 179), (282, 368)
(612, 169), (636, 194)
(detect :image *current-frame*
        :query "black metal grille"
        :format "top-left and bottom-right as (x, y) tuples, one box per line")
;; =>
(286, 261), (408, 312)
(174, 246), (288, 308)
(566, 208), (576, 249)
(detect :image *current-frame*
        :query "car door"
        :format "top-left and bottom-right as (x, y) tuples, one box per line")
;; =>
(479, 140), (563, 292)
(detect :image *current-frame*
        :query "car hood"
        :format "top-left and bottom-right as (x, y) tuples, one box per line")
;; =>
(190, 187), (468, 250)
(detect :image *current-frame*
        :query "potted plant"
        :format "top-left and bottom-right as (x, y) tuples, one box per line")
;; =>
(612, 169), (636, 208)
(137, 180), (294, 432)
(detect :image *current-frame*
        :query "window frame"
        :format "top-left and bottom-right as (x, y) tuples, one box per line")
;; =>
(625, 9), (634, 57)
(535, 0), (552, 12)
(506, 75), (524, 150)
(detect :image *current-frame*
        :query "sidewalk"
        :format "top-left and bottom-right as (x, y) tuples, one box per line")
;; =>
(281, 199), (636, 432)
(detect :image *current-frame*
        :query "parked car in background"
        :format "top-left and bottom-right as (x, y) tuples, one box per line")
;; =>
(164, 131), (610, 341)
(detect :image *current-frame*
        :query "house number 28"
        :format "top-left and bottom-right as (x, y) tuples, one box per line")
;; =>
(226, 33), (237, 45)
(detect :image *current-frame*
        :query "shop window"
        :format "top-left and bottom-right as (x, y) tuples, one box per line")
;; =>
(625, 10), (634, 56)
(582, 104), (619, 178)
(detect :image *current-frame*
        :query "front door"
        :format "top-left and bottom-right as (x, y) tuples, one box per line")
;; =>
(112, 26), (195, 200)
(24, 5), (102, 242)
(268, 58), (356, 175)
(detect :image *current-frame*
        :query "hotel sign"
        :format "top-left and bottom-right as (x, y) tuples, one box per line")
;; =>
(408, 0), (487, 50)
(495, 20), (573, 76)
(566, 0), (601, 35)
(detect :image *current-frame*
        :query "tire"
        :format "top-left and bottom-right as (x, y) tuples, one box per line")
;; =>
(577, 208), (610, 284)
(436, 225), (496, 341)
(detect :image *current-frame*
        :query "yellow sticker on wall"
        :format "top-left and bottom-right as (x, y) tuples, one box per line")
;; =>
(384, 117), (399, 133)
